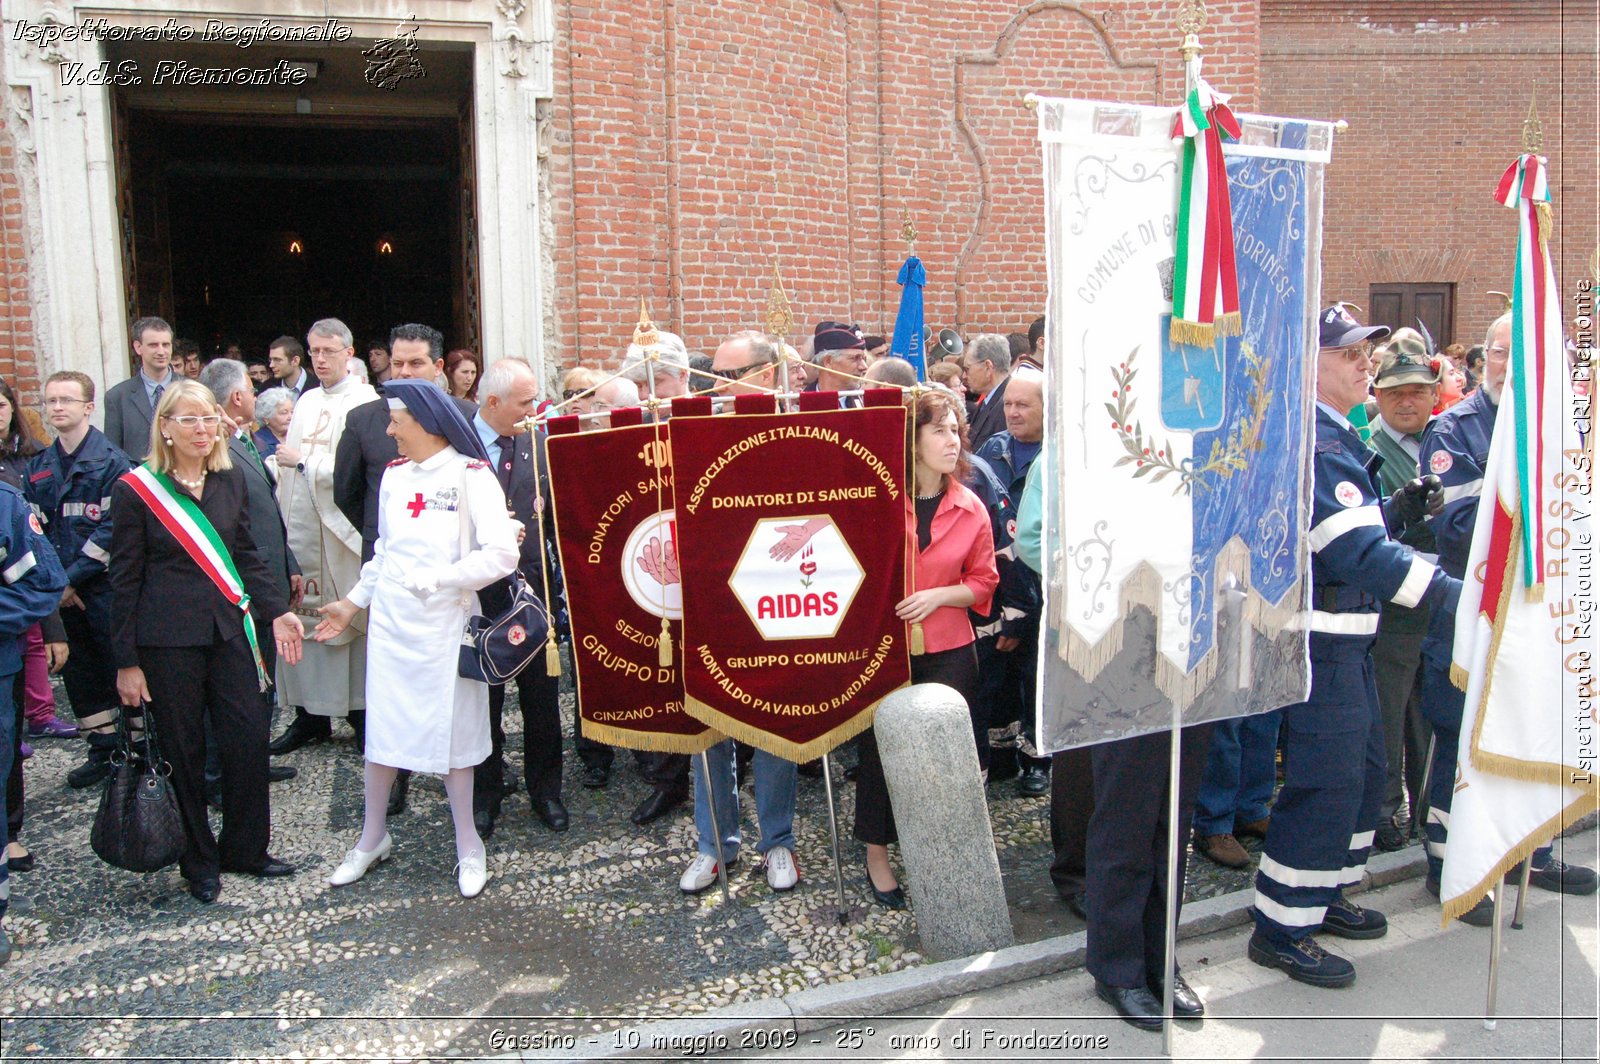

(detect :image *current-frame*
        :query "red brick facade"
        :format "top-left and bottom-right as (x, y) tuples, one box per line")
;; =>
(0, 106), (39, 404)
(1260, 1), (1597, 350)
(550, 1), (1259, 364)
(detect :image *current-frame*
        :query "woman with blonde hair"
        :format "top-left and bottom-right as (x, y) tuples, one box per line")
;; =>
(110, 380), (306, 903)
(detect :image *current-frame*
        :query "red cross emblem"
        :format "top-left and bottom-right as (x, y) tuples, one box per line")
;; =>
(407, 493), (427, 518)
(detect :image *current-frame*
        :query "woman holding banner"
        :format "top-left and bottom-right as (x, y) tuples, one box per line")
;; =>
(110, 380), (306, 904)
(313, 379), (519, 899)
(856, 390), (998, 907)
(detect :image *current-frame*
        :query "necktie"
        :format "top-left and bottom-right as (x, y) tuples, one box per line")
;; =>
(150, 383), (164, 410)
(494, 436), (515, 493)
(241, 431), (269, 479)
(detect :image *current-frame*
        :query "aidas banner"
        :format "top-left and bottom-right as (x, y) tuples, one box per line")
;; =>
(1032, 95), (1335, 748)
(546, 417), (715, 754)
(670, 406), (910, 760)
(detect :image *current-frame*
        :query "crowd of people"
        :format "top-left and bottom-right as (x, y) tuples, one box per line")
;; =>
(0, 305), (1590, 1037)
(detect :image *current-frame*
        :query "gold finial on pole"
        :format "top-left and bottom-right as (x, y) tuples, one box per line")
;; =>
(1522, 92), (1543, 154)
(1488, 290), (1513, 313)
(632, 297), (660, 351)
(901, 212), (917, 257)
(1177, 0), (1207, 62)
(765, 263), (794, 340)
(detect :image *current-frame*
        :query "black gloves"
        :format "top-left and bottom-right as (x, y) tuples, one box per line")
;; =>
(1384, 474), (1444, 534)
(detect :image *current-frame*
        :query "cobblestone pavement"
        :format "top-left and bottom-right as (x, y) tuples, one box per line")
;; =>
(2, 692), (1306, 1060)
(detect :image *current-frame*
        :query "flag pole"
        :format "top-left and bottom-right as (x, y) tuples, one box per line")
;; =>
(1161, 2), (1208, 1054)
(1485, 884), (1504, 1029)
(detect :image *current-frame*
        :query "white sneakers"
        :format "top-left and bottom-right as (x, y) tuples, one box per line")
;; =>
(679, 853), (727, 894)
(762, 846), (799, 892)
(328, 833), (392, 887)
(457, 849), (488, 898)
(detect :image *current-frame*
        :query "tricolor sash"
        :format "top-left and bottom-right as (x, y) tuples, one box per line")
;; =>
(122, 465), (269, 690)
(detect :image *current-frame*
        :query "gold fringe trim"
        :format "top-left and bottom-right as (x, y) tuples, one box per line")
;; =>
(1464, 508), (1600, 797)
(579, 717), (721, 756)
(682, 689), (895, 763)
(1534, 201), (1553, 248)
(1438, 792), (1599, 925)
(1523, 580), (1544, 604)
(1214, 310), (1243, 337)
(1449, 662), (1471, 692)
(1169, 317), (1215, 349)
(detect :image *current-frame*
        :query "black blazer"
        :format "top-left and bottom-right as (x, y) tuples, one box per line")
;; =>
(966, 373), (1011, 452)
(335, 391), (476, 560)
(228, 434), (299, 599)
(479, 427), (558, 614)
(109, 465), (290, 668)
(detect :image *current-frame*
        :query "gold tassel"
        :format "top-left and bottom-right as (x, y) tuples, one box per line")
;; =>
(909, 621), (925, 656)
(1534, 201), (1553, 248)
(545, 636), (561, 677)
(1215, 310), (1244, 336)
(1448, 662), (1471, 692)
(1168, 318), (1215, 349)
(1523, 581), (1544, 604)
(658, 618), (674, 668)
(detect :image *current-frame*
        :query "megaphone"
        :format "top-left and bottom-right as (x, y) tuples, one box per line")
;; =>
(923, 327), (965, 361)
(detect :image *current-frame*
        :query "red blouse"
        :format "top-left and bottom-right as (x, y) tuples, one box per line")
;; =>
(904, 481), (999, 653)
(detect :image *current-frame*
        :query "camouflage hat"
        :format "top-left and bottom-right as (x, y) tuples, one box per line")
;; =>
(1373, 328), (1440, 389)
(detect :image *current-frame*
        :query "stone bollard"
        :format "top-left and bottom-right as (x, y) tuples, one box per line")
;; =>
(874, 682), (1015, 961)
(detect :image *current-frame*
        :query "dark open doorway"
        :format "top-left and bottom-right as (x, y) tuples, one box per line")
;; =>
(109, 40), (477, 364)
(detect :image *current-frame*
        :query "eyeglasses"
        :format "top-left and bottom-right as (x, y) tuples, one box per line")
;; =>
(712, 362), (770, 380)
(162, 414), (223, 429)
(308, 346), (347, 357)
(561, 388), (584, 401)
(43, 397), (88, 407)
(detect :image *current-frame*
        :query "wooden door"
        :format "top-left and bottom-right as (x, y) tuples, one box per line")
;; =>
(1369, 282), (1456, 350)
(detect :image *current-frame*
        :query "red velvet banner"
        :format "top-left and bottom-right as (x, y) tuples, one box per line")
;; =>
(546, 422), (716, 754)
(670, 407), (911, 760)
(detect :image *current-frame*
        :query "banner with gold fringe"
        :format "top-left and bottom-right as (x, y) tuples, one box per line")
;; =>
(670, 405), (910, 761)
(546, 416), (716, 755)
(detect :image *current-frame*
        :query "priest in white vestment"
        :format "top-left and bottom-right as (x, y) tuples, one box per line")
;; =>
(269, 319), (376, 738)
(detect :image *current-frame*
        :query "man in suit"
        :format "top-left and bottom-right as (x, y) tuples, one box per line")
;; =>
(102, 317), (177, 460)
(318, 323), (471, 814)
(197, 359), (304, 798)
(268, 337), (312, 397)
(470, 357), (568, 837)
(962, 333), (1013, 451)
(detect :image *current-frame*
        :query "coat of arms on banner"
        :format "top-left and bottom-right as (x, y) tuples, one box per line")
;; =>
(1033, 96), (1333, 749)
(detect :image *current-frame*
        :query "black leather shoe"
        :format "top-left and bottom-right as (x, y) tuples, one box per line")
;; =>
(865, 873), (907, 910)
(533, 797), (570, 833)
(268, 710), (331, 755)
(1016, 766), (1050, 797)
(268, 765), (298, 784)
(580, 764), (609, 789)
(7, 847), (36, 873)
(189, 877), (222, 903)
(473, 809), (495, 840)
(1148, 973), (1205, 1018)
(66, 738), (116, 789)
(223, 857), (296, 878)
(630, 786), (686, 826)
(1094, 980), (1164, 1030)
(386, 770), (411, 816)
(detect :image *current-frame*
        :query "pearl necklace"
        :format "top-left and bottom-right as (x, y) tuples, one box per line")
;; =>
(173, 469), (207, 492)
(915, 488), (944, 501)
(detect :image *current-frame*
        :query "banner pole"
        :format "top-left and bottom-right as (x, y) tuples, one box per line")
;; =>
(820, 751), (849, 922)
(1484, 885), (1504, 1030)
(698, 750), (731, 906)
(1411, 732), (1436, 843)
(1160, 703), (1183, 1055)
(1510, 860), (1532, 930)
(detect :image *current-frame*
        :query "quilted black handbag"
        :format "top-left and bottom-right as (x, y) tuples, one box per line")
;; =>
(90, 706), (185, 873)
(459, 572), (552, 685)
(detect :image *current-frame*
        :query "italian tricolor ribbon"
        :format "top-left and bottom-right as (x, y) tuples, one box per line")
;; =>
(1170, 61), (1242, 349)
(1492, 153), (1559, 597)
(122, 465), (269, 690)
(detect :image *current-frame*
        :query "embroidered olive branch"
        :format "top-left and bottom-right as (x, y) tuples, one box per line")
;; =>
(1106, 346), (1196, 495)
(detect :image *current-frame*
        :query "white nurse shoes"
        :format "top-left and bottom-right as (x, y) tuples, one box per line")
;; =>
(328, 833), (392, 887)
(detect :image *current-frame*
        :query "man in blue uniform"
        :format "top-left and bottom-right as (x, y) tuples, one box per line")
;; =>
(1249, 306), (1462, 988)
(0, 479), (70, 964)
(1418, 314), (1597, 921)
(24, 371), (133, 789)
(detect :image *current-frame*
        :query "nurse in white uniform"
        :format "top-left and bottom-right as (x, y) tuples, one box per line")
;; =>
(314, 378), (519, 897)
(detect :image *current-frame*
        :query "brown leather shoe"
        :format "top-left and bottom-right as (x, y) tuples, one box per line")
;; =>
(1234, 817), (1270, 841)
(1194, 831), (1251, 869)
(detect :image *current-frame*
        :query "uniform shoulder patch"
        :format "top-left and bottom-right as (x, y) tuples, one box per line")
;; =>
(1315, 440), (1343, 455)
(1334, 481), (1363, 508)
(1428, 451), (1453, 475)
(28, 513), (44, 534)
(466, 460), (489, 470)
(28, 470), (52, 482)
(386, 457), (409, 468)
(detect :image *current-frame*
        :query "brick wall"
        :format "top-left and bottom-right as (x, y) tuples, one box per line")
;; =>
(1260, 1), (1598, 349)
(0, 75), (40, 406)
(550, 0), (1259, 366)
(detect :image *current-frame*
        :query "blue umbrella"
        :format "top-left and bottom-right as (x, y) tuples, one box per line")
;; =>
(889, 254), (926, 381)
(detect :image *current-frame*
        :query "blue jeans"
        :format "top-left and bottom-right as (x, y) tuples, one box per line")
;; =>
(1192, 709), (1282, 836)
(0, 667), (18, 921)
(692, 739), (797, 861)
